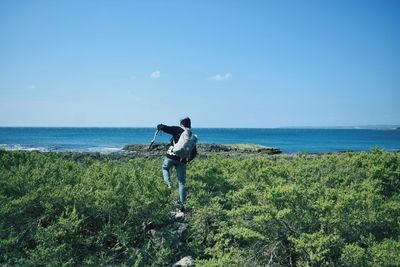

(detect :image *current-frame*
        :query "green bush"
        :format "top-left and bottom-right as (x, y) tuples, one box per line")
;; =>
(0, 151), (175, 266)
(186, 151), (400, 266)
(1, 150), (399, 266)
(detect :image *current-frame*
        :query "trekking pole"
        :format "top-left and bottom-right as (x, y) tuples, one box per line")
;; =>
(149, 129), (160, 150)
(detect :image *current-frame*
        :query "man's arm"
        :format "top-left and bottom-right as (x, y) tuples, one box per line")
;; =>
(157, 124), (182, 136)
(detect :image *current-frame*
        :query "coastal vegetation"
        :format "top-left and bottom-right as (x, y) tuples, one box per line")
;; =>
(1, 149), (399, 266)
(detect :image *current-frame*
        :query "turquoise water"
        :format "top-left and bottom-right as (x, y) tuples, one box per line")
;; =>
(0, 127), (399, 153)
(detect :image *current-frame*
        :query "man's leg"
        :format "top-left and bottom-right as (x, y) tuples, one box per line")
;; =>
(162, 157), (174, 188)
(176, 162), (187, 204)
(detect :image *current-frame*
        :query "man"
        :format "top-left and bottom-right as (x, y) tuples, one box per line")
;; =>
(157, 117), (197, 211)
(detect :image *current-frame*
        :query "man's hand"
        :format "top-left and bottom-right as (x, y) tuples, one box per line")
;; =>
(157, 124), (163, 131)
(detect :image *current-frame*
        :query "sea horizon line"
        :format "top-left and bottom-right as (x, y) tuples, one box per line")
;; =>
(0, 125), (399, 130)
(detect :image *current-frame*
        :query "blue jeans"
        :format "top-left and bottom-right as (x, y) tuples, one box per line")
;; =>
(162, 157), (187, 204)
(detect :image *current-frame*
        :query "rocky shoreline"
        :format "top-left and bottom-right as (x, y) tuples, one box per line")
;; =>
(123, 143), (281, 157)
(50, 143), (281, 162)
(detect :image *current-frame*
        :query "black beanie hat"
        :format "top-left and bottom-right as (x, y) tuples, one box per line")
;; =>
(180, 117), (191, 128)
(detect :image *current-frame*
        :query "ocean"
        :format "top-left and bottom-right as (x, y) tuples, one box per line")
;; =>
(0, 127), (399, 154)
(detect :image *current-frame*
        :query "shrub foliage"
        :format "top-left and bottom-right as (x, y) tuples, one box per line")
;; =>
(1, 149), (399, 266)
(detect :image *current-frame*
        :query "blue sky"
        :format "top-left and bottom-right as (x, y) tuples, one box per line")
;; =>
(0, 0), (399, 127)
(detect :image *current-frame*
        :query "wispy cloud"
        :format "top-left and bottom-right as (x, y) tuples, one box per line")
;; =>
(150, 70), (161, 79)
(27, 84), (36, 90)
(128, 89), (142, 102)
(210, 73), (232, 81)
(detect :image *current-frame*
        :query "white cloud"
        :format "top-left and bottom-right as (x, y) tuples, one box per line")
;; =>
(128, 90), (142, 101)
(150, 70), (161, 79)
(27, 84), (36, 90)
(210, 73), (232, 81)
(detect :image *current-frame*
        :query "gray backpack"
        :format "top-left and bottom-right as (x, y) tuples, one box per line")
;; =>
(172, 127), (198, 160)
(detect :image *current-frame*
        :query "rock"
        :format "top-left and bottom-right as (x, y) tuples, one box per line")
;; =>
(57, 143), (281, 162)
(170, 209), (185, 220)
(148, 229), (156, 237)
(173, 256), (193, 267)
(122, 143), (281, 157)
